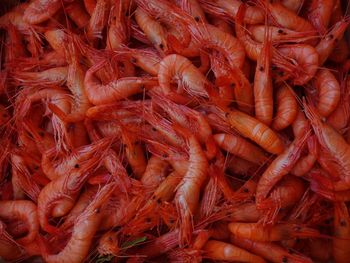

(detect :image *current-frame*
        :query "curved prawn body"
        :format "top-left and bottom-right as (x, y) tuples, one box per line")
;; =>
(198, 0), (264, 24)
(333, 202), (350, 263)
(228, 222), (321, 242)
(141, 156), (169, 190)
(23, 0), (61, 24)
(187, 23), (245, 69)
(223, 108), (285, 155)
(158, 54), (209, 99)
(308, 0), (334, 34)
(86, 0), (110, 46)
(203, 240), (267, 263)
(134, 7), (169, 55)
(304, 103), (350, 185)
(316, 18), (350, 66)
(256, 133), (309, 206)
(65, 1), (90, 28)
(37, 149), (107, 234)
(0, 200), (38, 245)
(254, 25), (273, 126)
(41, 137), (112, 180)
(312, 69), (340, 118)
(214, 133), (267, 165)
(272, 84), (298, 131)
(174, 128), (208, 245)
(84, 60), (157, 105)
(12, 67), (68, 86)
(231, 236), (313, 263)
(42, 183), (116, 263)
(0, 221), (26, 261)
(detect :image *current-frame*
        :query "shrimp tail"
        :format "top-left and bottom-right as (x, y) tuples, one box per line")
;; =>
(176, 200), (194, 246)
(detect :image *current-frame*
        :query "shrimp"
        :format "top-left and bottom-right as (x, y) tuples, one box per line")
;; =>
(174, 125), (208, 245)
(65, 1), (90, 28)
(23, 0), (61, 24)
(84, 60), (158, 105)
(41, 183), (116, 263)
(316, 18), (350, 66)
(86, 0), (110, 46)
(333, 202), (350, 263)
(198, 0), (264, 24)
(44, 29), (69, 56)
(222, 108), (285, 155)
(308, 0), (335, 34)
(0, 220), (26, 261)
(97, 231), (119, 256)
(256, 133), (309, 206)
(174, 0), (207, 23)
(312, 68), (340, 118)
(254, 24), (273, 126)
(158, 54), (209, 99)
(141, 156), (169, 190)
(187, 23), (245, 69)
(228, 222), (321, 241)
(271, 84), (298, 131)
(203, 240), (267, 263)
(280, 0), (304, 13)
(0, 200), (38, 244)
(231, 236), (313, 263)
(84, 0), (96, 15)
(12, 67), (68, 86)
(134, 7), (169, 55)
(37, 145), (108, 234)
(304, 102), (350, 185)
(214, 133), (268, 165)
(0, 104), (10, 126)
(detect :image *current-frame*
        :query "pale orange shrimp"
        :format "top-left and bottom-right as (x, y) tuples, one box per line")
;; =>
(86, 0), (110, 46)
(231, 236), (313, 263)
(256, 132), (309, 206)
(333, 202), (350, 263)
(203, 240), (267, 263)
(23, 0), (61, 24)
(174, 0), (207, 23)
(12, 67), (68, 86)
(0, 3), (29, 31)
(292, 110), (310, 138)
(272, 84), (298, 131)
(134, 7), (169, 55)
(214, 133), (268, 165)
(174, 125), (208, 245)
(274, 44), (319, 85)
(304, 102), (350, 185)
(141, 156), (169, 190)
(41, 183), (116, 263)
(106, 0), (130, 50)
(254, 24), (273, 126)
(228, 222), (321, 242)
(291, 135), (319, 177)
(0, 200), (38, 245)
(198, 0), (264, 24)
(84, 60), (157, 105)
(0, 220), (26, 261)
(316, 18), (350, 66)
(247, 25), (312, 44)
(41, 137), (111, 180)
(330, 37), (350, 63)
(158, 54), (209, 98)
(44, 29), (69, 56)
(280, 0), (304, 13)
(222, 108), (285, 155)
(308, 0), (335, 34)
(65, 1), (90, 28)
(37, 146), (108, 234)
(225, 202), (262, 223)
(97, 231), (119, 256)
(312, 68), (340, 118)
(187, 23), (246, 69)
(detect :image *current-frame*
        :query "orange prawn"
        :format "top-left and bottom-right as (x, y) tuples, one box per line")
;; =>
(333, 202), (350, 263)
(23, 0), (61, 25)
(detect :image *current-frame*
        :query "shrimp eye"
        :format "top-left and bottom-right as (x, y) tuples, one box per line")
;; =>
(68, 123), (75, 131)
(328, 34), (334, 40)
(152, 127), (157, 131)
(95, 208), (100, 213)
(282, 256), (288, 263)
(277, 29), (284, 34)
(259, 66), (264, 72)
(108, 236), (113, 242)
(74, 164), (80, 168)
(169, 218), (175, 224)
(340, 220), (347, 226)
(162, 153), (168, 158)
(225, 112), (229, 118)
(156, 199), (161, 204)
(33, 165), (39, 170)
(242, 187), (249, 193)
(271, 65), (277, 71)
(145, 217), (152, 223)
(194, 16), (200, 22)
(38, 131), (45, 137)
(293, 225), (301, 231)
(2, 113), (8, 118)
(159, 43), (164, 49)
(131, 57), (137, 63)
(278, 71), (284, 76)
(230, 83), (235, 88)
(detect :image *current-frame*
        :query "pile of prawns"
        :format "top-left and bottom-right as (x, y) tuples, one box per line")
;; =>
(0, 0), (349, 262)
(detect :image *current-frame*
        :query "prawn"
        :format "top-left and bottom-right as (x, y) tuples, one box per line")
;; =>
(308, 0), (335, 34)
(271, 84), (298, 131)
(97, 231), (119, 257)
(256, 132), (309, 206)
(41, 183), (116, 263)
(141, 156), (169, 190)
(86, 0), (110, 46)
(333, 202), (350, 263)
(203, 240), (267, 263)
(12, 67), (68, 86)
(65, 1), (90, 28)
(0, 200), (38, 245)
(228, 222), (321, 242)
(23, 0), (61, 24)
(84, 60), (157, 105)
